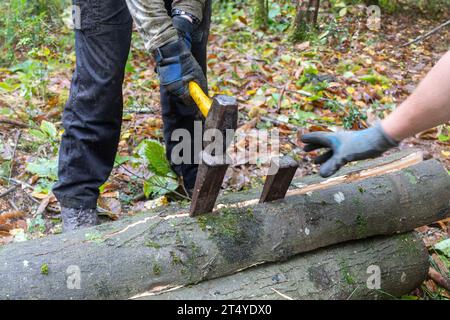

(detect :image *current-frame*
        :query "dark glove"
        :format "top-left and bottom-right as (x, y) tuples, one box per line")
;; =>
(301, 123), (399, 178)
(153, 31), (206, 108)
(172, 15), (194, 49)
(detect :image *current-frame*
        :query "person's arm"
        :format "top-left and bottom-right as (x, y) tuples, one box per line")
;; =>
(125, 0), (207, 107)
(302, 51), (450, 178)
(125, 0), (206, 51)
(382, 50), (450, 140)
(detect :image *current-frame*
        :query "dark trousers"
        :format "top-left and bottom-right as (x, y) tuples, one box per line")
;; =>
(53, 0), (211, 209)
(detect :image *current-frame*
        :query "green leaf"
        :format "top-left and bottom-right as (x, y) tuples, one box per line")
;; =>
(33, 178), (55, 194)
(29, 128), (47, 140)
(438, 134), (449, 142)
(360, 74), (378, 84)
(28, 214), (46, 233)
(26, 158), (58, 180)
(294, 110), (317, 122)
(343, 71), (354, 79)
(360, 73), (390, 86)
(276, 114), (290, 124)
(40, 120), (57, 138)
(114, 154), (131, 167)
(144, 140), (172, 176)
(0, 82), (19, 92)
(268, 3), (281, 20)
(400, 295), (419, 300)
(303, 62), (318, 76)
(144, 175), (178, 198)
(0, 161), (11, 177)
(434, 239), (450, 258)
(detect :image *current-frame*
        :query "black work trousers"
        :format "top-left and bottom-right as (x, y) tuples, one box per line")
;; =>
(53, 0), (211, 209)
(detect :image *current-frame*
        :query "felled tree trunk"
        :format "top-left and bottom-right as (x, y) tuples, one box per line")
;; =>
(138, 232), (429, 300)
(0, 151), (448, 299)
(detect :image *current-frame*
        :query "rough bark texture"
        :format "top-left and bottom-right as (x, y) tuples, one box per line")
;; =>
(0, 152), (448, 299)
(138, 232), (429, 300)
(291, 0), (321, 41)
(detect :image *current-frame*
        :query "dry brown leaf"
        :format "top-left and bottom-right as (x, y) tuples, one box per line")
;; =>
(0, 211), (25, 224)
(36, 196), (51, 216)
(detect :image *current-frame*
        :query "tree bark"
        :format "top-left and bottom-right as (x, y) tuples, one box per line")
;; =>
(254, 0), (269, 30)
(0, 151), (448, 300)
(137, 232), (429, 300)
(291, 0), (320, 41)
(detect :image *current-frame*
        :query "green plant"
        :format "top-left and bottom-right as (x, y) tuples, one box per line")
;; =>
(40, 263), (49, 275)
(29, 120), (60, 150)
(28, 214), (46, 233)
(343, 102), (368, 129)
(267, 1), (293, 33)
(0, 0), (70, 66)
(26, 157), (58, 194)
(6, 59), (49, 107)
(133, 140), (179, 198)
(212, 1), (246, 27)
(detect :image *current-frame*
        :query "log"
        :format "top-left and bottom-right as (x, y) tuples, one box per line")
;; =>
(137, 232), (429, 300)
(0, 151), (448, 299)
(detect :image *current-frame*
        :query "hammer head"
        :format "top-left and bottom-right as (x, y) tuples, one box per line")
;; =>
(203, 95), (238, 153)
(189, 95), (238, 216)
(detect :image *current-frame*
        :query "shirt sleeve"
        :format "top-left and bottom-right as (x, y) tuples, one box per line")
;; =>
(172, 0), (206, 21)
(125, 0), (206, 52)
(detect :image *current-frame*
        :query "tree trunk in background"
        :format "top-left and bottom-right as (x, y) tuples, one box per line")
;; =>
(291, 0), (321, 41)
(254, 0), (269, 30)
(138, 232), (429, 300)
(0, 151), (448, 299)
(312, 0), (320, 25)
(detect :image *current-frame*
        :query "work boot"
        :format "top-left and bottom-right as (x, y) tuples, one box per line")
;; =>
(61, 207), (99, 233)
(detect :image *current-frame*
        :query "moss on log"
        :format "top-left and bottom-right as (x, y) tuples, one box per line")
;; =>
(137, 232), (429, 300)
(0, 152), (448, 299)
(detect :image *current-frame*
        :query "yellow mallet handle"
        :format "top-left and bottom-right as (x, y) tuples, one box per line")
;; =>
(189, 81), (212, 118)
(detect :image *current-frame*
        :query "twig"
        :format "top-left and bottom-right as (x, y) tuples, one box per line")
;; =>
(401, 19), (450, 47)
(132, 192), (146, 202)
(429, 267), (450, 291)
(8, 199), (19, 211)
(0, 186), (17, 198)
(258, 74), (342, 104)
(276, 81), (289, 112)
(2, 178), (41, 205)
(8, 130), (21, 186)
(118, 164), (190, 201)
(0, 116), (28, 128)
(2, 177), (34, 190)
(260, 116), (299, 131)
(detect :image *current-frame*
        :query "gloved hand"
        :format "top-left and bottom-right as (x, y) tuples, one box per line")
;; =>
(153, 18), (206, 108)
(301, 123), (399, 178)
(172, 15), (194, 49)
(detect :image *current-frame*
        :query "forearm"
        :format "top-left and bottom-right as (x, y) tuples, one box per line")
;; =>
(125, 0), (205, 52)
(126, 0), (177, 51)
(173, 0), (206, 21)
(382, 51), (450, 141)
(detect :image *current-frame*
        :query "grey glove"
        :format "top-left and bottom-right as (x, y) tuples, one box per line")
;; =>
(301, 123), (399, 178)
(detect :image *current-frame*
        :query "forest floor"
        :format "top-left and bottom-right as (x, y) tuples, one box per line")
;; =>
(0, 6), (449, 299)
